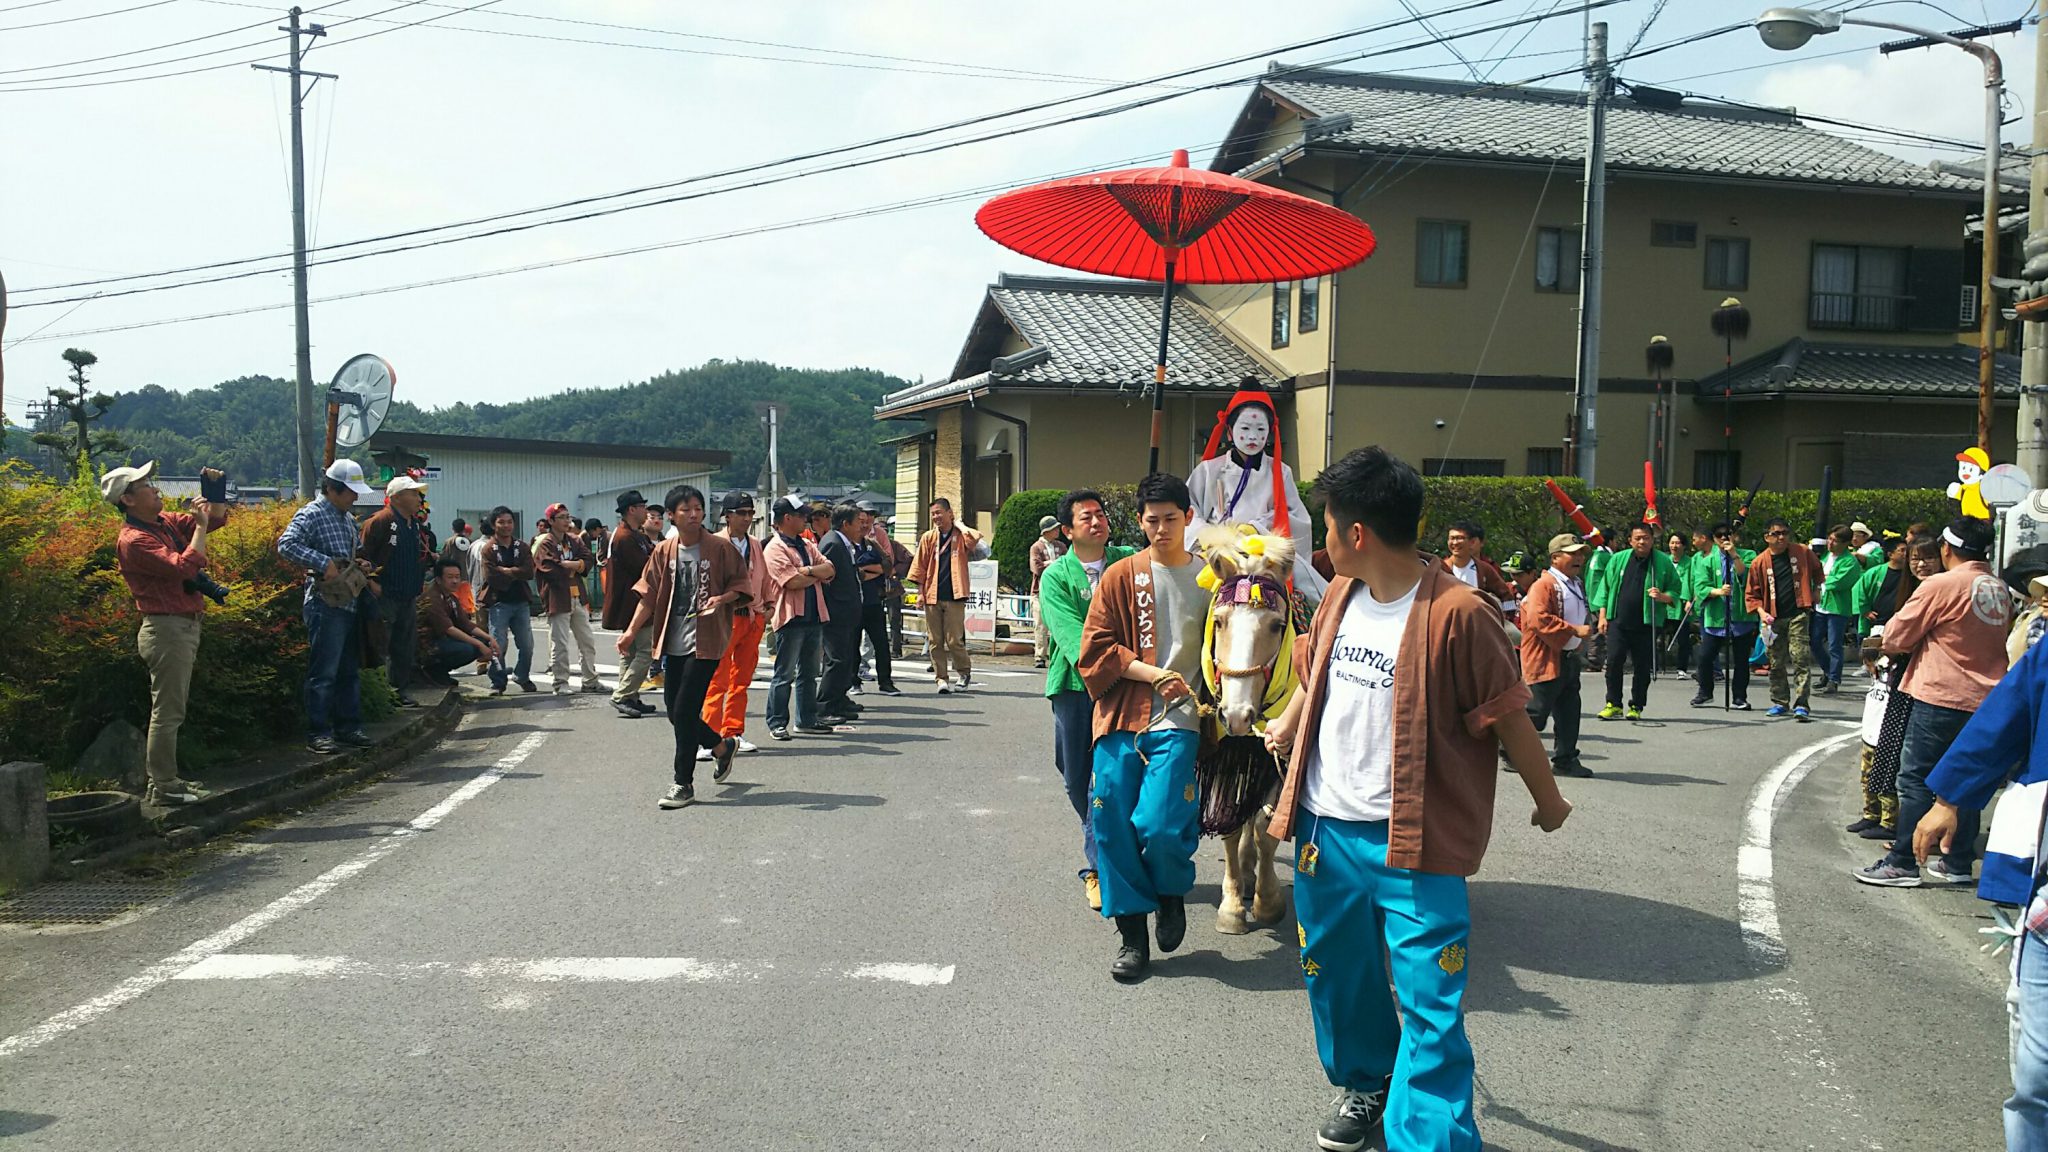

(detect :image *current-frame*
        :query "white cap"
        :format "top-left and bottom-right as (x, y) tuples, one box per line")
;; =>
(1850, 521), (1872, 535)
(385, 474), (427, 498)
(324, 459), (374, 495)
(100, 459), (157, 505)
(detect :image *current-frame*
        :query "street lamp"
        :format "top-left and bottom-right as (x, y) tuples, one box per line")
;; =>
(1755, 7), (2006, 451)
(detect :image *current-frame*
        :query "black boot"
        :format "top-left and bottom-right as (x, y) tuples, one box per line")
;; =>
(1111, 914), (1150, 983)
(1155, 895), (1186, 954)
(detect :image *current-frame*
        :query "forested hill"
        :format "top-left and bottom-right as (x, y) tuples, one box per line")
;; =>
(62, 360), (910, 485)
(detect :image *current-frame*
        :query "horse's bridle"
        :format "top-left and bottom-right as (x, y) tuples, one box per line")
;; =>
(1207, 574), (1288, 687)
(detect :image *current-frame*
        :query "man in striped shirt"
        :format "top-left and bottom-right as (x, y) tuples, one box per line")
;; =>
(277, 459), (376, 755)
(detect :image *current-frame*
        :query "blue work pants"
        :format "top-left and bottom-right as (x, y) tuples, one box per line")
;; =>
(487, 601), (535, 683)
(301, 597), (362, 740)
(1294, 817), (1479, 1152)
(1089, 728), (1199, 918)
(1886, 699), (1980, 871)
(1048, 690), (1097, 875)
(2011, 932), (2048, 1151)
(767, 620), (824, 731)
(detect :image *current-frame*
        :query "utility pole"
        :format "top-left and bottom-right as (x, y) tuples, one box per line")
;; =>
(2020, 14), (2048, 483)
(254, 8), (332, 501)
(1570, 21), (1609, 485)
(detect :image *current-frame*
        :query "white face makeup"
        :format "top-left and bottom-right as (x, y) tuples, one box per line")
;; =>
(1229, 407), (1271, 457)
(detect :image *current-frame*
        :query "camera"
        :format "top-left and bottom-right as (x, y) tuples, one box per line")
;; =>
(198, 466), (229, 504)
(185, 573), (231, 607)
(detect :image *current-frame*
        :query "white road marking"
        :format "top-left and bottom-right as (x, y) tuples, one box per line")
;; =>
(169, 954), (955, 986)
(1737, 730), (1860, 966)
(1736, 728), (1882, 1149)
(0, 732), (550, 1059)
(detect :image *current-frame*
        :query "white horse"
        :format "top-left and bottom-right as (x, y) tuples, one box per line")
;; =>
(1193, 525), (1300, 935)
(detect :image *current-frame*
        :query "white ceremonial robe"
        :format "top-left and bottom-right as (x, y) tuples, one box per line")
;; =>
(1185, 451), (1328, 601)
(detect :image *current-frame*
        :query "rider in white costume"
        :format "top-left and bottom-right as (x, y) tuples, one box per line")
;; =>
(1185, 383), (1327, 602)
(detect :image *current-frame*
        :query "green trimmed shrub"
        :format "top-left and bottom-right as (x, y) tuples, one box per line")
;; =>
(990, 488), (1065, 588)
(1014, 472), (1951, 570)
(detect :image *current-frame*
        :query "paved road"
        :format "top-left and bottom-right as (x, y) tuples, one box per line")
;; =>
(0, 649), (2013, 1150)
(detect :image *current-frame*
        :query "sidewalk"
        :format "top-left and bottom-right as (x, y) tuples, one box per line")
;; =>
(61, 682), (469, 877)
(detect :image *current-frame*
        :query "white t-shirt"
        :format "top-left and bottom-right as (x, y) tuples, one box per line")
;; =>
(1302, 581), (1418, 822)
(1448, 560), (1479, 588)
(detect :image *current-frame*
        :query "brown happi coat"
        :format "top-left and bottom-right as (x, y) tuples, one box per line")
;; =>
(632, 531), (755, 663)
(603, 522), (655, 631)
(1076, 546), (1184, 743)
(1267, 562), (1531, 876)
(533, 530), (593, 616)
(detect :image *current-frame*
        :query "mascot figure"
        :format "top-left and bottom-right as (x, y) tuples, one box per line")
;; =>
(1185, 380), (1326, 603)
(1950, 447), (1993, 521)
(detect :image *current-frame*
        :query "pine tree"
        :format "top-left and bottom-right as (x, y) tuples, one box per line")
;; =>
(31, 348), (131, 476)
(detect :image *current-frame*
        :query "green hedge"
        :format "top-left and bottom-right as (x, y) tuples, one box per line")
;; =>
(994, 479), (1951, 586)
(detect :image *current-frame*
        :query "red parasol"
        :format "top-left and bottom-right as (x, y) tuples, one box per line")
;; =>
(976, 149), (1376, 472)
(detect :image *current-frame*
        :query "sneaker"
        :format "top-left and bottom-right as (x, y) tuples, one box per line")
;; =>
(695, 746), (714, 762)
(630, 697), (659, 716)
(936, 682), (953, 695)
(308, 735), (341, 754)
(1689, 694), (1713, 708)
(849, 683), (864, 697)
(581, 681), (608, 694)
(147, 779), (207, 805)
(878, 684), (903, 697)
(1859, 824), (1897, 841)
(1318, 1086), (1389, 1152)
(1554, 760), (1594, 779)
(1821, 680), (1840, 696)
(1766, 705), (1790, 718)
(1597, 703), (1624, 721)
(553, 684), (571, 696)
(1625, 705), (1643, 721)
(644, 673), (664, 690)
(517, 678), (540, 694)
(1731, 700), (1753, 711)
(1083, 872), (1102, 911)
(958, 677), (973, 691)
(735, 737), (759, 753)
(712, 737), (738, 783)
(613, 699), (645, 719)
(395, 694), (421, 709)
(1853, 860), (1922, 887)
(1793, 706), (1811, 722)
(336, 730), (374, 748)
(1034, 659), (1048, 669)
(489, 679), (508, 697)
(797, 723), (836, 735)
(1924, 859), (1973, 885)
(1846, 818), (1880, 833)
(769, 726), (792, 741)
(658, 783), (696, 810)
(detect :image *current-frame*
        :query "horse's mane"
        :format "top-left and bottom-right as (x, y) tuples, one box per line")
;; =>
(1194, 523), (1295, 581)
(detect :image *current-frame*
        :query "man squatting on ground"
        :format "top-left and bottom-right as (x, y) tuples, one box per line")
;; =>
(420, 558), (504, 690)
(1077, 472), (1208, 982)
(108, 460), (229, 806)
(1039, 488), (1133, 915)
(616, 484), (752, 810)
(1261, 447), (1572, 1152)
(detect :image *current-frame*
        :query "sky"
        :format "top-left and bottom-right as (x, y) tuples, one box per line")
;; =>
(0, 0), (2038, 420)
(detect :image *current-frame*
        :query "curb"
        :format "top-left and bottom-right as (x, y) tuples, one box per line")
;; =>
(52, 691), (466, 879)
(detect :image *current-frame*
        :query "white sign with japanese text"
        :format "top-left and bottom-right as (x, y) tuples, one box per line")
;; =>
(965, 560), (999, 639)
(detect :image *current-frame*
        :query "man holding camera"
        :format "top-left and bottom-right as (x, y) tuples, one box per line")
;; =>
(359, 474), (434, 707)
(109, 461), (230, 806)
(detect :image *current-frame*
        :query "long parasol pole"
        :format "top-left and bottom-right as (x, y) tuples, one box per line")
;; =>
(1148, 184), (1185, 476)
(1148, 257), (1177, 476)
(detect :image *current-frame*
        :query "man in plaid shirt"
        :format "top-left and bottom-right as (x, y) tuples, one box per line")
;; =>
(278, 459), (376, 754)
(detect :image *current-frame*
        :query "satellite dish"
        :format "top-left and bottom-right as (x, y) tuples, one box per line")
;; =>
(1979, 462), (2033, 509)
(328, 353), (395, 452)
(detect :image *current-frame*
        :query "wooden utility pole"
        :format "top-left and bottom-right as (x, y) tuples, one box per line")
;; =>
(2020, 15), (2048, 483)
(1570, 21), (1609, 484)
(254, 8), (333, 500)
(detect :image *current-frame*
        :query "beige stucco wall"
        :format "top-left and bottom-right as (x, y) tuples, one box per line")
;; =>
(1699, 395), (2014, 490)
(1329, 164), (1969, 380)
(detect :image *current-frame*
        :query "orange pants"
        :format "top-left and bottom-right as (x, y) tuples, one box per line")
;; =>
(703, 610), (766, 738)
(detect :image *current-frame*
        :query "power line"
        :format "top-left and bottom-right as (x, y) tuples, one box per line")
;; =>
(0, 0), (461, 89)
(192, 0), (1138, 87)
(1615, 0), (1673, 61)
(0, 0), (177, 32)
(14, 0), (1578, 298)
(0, 7), (295, 77)
(0, 0), (85, 13)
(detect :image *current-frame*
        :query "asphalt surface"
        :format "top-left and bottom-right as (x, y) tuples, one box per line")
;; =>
(0, 642), (2014, 1150)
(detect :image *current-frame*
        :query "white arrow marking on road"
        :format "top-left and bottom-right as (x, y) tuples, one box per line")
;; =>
(1737, 729), (1860, 968)
(0, 731), (551, 1059)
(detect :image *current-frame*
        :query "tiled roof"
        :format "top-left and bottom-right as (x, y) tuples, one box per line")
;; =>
(1694, 338), (2019, 399)
(1247, 70), (1983, 196)
(876, 274), (1280, 417)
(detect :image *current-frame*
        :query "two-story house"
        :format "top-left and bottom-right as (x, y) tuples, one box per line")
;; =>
(878, 67), (2018, 537)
